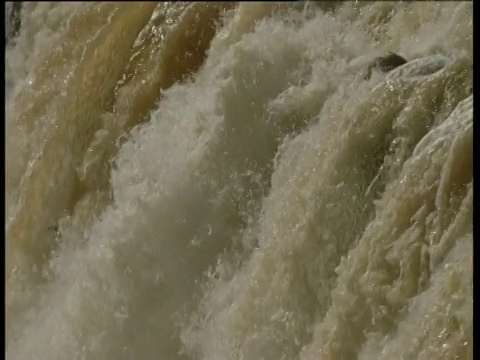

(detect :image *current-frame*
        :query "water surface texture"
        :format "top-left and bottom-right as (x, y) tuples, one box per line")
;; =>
(6, 2), (473, 359)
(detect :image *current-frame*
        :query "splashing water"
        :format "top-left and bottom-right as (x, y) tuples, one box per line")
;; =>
(6, 2), (472, 359)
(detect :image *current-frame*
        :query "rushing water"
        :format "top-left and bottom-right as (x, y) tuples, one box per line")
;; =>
(5, 2), (473, 359)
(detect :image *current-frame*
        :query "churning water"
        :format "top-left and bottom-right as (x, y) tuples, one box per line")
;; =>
(5, 2), (472, 359)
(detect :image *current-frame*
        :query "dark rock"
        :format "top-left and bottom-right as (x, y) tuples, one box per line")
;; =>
(364, 52), (408, 80)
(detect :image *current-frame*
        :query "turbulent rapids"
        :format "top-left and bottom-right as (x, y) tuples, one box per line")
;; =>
(5, 2), (472, 359)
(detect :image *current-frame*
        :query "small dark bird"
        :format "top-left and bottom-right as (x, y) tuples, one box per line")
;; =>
(47, 224), (59, 233)
(364, 51), (408, 80)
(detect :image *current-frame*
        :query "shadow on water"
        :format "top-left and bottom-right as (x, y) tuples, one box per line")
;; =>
(6, 2), (22, 44)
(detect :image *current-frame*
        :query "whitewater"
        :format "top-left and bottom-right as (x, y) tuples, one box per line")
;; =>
(5, 2), (472, 359)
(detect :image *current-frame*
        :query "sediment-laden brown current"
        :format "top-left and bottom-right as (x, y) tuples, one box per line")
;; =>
(5, 2), (472, 359)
